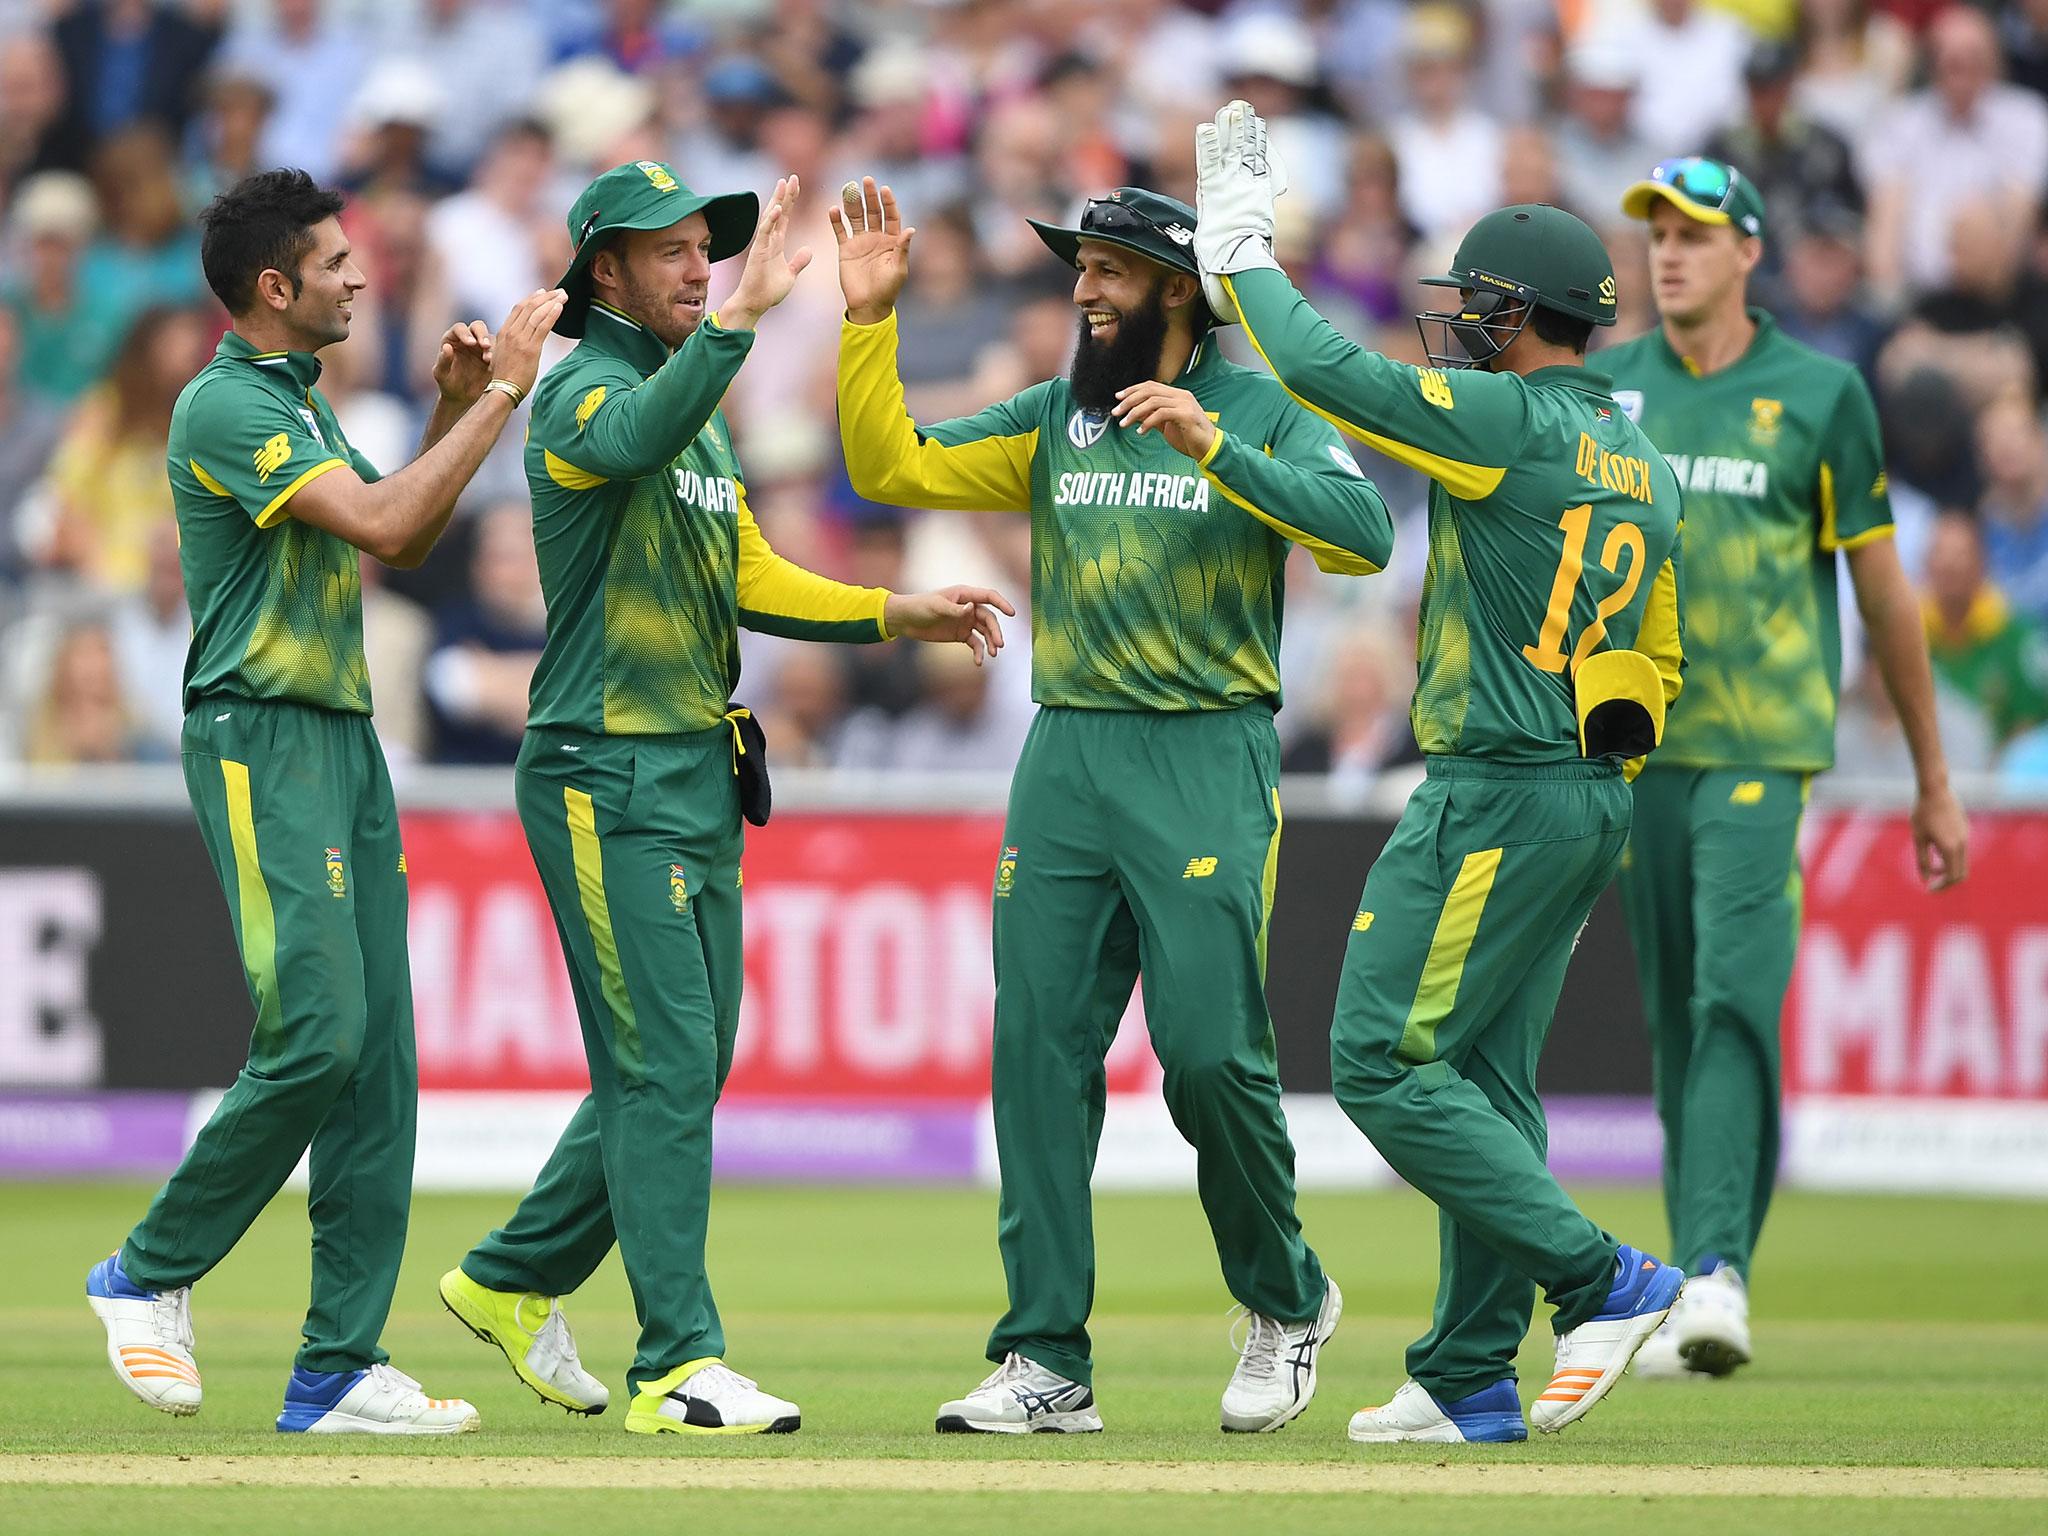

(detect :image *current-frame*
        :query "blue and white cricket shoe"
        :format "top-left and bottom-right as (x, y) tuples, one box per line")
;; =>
(276, 1363), (479, 1434)
(1348, 1378), (1527, 1443)
(1221, 1278), (1343, 1432)
(935, 1353), (1102, 1434)
(87, 1252), (201, 1415)
(1531, 1244), (1685, 1433)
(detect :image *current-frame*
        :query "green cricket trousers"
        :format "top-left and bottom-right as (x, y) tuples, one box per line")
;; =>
(986, 704), (1326, 1388)
(460, 724), (743, 1394)
(1330, 757), (1630, 1402)
(1618, 764), (1807, 1280)
(123, 698), (416, 1374)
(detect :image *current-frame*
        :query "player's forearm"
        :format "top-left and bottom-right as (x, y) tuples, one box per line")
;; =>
(370, 390), (517, 566)
(577, 321), (753, 478)
(1198, 430), (1392, 574)
(738, 558), (890, 642)
(1225, 270), (1392, 440)
(418, 394), (468, 456)
(1857, 555), (1952, 790)
(838, 312), (1032, 510)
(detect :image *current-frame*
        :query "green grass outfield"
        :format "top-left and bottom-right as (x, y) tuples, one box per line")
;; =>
(5, 1180), (2046, 1533)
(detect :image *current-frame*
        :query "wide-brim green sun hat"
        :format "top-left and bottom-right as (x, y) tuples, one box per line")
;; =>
(1026, 187), (1203, 278)
(555, 160), (758, 337)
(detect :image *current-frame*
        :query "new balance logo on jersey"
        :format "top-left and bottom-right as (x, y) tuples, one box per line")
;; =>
(1054, 471), (1211, 511)
(673, 468), (738, 514)
(1353, 911), (1375, 932)
(1663, 453), (1769, 499)
(254, 433), (292, 483)
(1730, 780), (1765, 805)
(1183, 857), (1218, 878)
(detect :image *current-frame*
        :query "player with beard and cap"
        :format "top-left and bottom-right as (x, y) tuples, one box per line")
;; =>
(833, 176), (1393, 1435)
(432, 161), (1015, 1438)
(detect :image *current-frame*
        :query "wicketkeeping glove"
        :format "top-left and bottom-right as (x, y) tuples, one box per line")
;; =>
(1195, 99), (1287, 321)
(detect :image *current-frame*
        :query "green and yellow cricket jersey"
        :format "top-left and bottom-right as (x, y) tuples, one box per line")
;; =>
(1601, 308), (1892, 771)
(167, 332), (380, 714)
(837, 310), (1393, 712)
(1221, 270), (1684, 764)
(527, 302), (891, 735)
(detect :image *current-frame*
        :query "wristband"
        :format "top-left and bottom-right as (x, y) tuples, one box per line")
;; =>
(484, 378), (526, 406)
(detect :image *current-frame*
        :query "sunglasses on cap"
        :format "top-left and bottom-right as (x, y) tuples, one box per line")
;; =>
(1082, 198), (1182, 244)
(1647, 156), (1741, 211)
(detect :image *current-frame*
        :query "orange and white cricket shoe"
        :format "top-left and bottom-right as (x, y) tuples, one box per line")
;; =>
(1531, 1245), (1685, 1434)
(275, 1363), (480, 1434)
(86, 1252), (201, 1415)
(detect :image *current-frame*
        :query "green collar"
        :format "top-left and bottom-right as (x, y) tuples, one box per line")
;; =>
(217, 329), (323, 392)
(582, 300), (672, 377)
(1521, 363), (1613, 397)
(1654, 305), (1777, 378)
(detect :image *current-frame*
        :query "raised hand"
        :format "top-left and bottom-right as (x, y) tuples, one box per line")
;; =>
(491, 288), (569, 394)
(830, 175), (915, 325)
(1194, 99), (1286, 318)
(433, 320), (494, 407)
(882, 585), (1017, 664)
(721, 175), (813, 332)
(1111, 381), (1218, 462)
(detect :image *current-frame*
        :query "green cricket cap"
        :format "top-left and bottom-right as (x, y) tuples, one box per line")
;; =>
(554, 160), (757, 337)
(1621, 156), (1767, 243)
(1027, 187), (1201, 279)
(1420, 203), (1619, 327)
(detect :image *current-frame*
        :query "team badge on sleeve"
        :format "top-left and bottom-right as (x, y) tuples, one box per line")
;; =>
(996, 846), (1019, 897)
(669, 864), (690, 913)
(325, 848), (347, 899)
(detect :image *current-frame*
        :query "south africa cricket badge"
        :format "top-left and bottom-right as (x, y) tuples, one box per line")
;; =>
(669, 864), (690, 914)
(995, 845), (1019, 898)
(324, 847), (347, 900)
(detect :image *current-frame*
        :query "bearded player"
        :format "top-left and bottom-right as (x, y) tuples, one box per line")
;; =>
(835, 176), (1392, 1434)
(1606, 158), (1967, 1379)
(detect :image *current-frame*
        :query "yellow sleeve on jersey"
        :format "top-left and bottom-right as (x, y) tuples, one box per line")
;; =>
(734, 489), (891, 641)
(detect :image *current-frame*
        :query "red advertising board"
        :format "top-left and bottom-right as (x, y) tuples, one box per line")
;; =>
(1787, 809), (2048, 1102)
(401, 810), (1163, 1098)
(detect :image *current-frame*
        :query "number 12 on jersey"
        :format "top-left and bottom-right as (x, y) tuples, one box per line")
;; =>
(1522, 503), (1645, 675)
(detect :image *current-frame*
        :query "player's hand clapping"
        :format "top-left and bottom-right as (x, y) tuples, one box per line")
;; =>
(1111, 381), (1219, 462)
(831, 176), (915, 325)
(489, 288), (569, 396)
(433, 320), (494, 407)
(720, 175), (812, 332)
(882, 585), (1017, 665)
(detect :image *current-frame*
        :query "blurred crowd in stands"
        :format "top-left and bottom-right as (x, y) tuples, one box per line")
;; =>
(7, 0), (2048, 791)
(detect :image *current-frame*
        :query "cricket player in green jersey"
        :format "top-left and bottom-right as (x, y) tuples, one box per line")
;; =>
(1196, 102), (1687, 1441)
(434, 163), (1012, 1437)
(1606, 157), (1969, 1379)
(832, 176), (1391, 1435)
(86, 169), (565, 1433)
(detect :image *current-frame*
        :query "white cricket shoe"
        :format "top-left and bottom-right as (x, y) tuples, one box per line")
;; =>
(1348, 1378), (1527, 1443)
(276, 1362), (480, 1434)
(86, 1252), (200, 1415)
(1531, 1244), (1684, 1433)
(625, 1359), (800, 1435)
(1220, 1278), (1343, 1432)
(1629, 1320), (1696, 1380)
(1669, 1264), (1752, 1376)
(935, 1353), (1102, 1434)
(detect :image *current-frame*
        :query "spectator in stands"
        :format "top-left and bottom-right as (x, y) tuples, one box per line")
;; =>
(1625, 0), (1752, 153)
(79, 126), (207, 339)
(1976, 395), (2048, 622)
(553, 0), (703, 75)
(186, 64), (275, 207)
(215, 0), (361, 182)
(425, 119), (558, 336)
(1280, 622), (1419, 802)
(23, 619), (137, 766)
(1863, 3), (2048, 304)
(758, 639), (850, 768)
(1304, 133), (1417, 333)
(834, 41), (966, 215)
(340, 59), (459, 202)
(422, 503), (547, 765)
(3, 172), (127, 405)
(1833, 636), (1995, 779)
(1217, 9), (1344, 222)
(895, 204), (1010, 422)
(1794, 0), (1917, 142)
(837, 639), (1033, 773)
(2003, 0), (2048, 100)
(360, 557), (432, 767)
(1773, 203), (1889, 380)
(835, 512), (927, 721)
(1922, 509), (2048, 744)
(25, 305), (207, 596)
(46, 0), (220, 158)
(1707, 39), (1863, 280)
(0, 29), (68, 201)
(398, 0), (547, 175)
(0, 304), (64, 591)
(1388, 2), (1502, 242)
(672, 54), (787, 198)
(108, 518), (186, 758)
(1551, 40), (1649, 232)
(1878, 201), (2041, 413)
